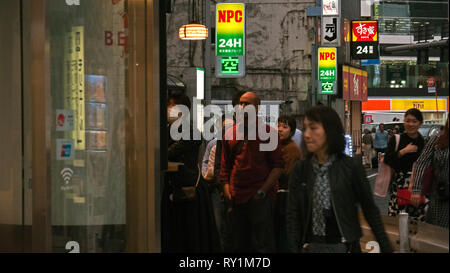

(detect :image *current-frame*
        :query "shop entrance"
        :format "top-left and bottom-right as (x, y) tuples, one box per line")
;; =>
(0, 0), (162, 253)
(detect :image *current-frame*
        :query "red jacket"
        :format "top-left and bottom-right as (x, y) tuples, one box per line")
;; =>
(220, 122), (284, 204)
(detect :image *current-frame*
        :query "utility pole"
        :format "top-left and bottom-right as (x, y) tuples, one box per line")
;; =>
(204, 0), (212, 106)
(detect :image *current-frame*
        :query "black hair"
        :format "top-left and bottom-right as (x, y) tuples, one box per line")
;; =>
(168, 93), (191, 110)
(404, 108), (423, 123)
(277, 115), (297, 137)
(302, 106), (346, 157)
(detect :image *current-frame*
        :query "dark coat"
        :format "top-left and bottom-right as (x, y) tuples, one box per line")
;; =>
(286, 154), (393, 253)
(161, 124), (221, 253)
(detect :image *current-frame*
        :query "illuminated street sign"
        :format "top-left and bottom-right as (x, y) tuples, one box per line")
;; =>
(318, 47), (337, 81)
(216, 3), (245, 56)
(351, 20), (379, 59)
(318, 47), (337, 95)
(321, 82), (335, 93)
(216, 3), (245, 78)
(221, 57), (240, 74)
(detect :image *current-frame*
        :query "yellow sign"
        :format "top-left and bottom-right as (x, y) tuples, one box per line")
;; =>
(216, 3), (245, 56)
(318, 47), (337, 81)
(391, 100), (447, 111)
(67, 26), (86, 150)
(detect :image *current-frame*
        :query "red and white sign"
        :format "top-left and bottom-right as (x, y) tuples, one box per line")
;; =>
(364, 115), (373, 124)
(342, 65), (368, 102)
(56, 110), (74, 132)
(352, 21), (378, 42)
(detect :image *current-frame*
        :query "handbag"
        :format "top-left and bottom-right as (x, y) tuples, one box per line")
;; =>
(374, 134), (400, 197)
(172, 165), (201, 202)
(397, 189), (425, 206)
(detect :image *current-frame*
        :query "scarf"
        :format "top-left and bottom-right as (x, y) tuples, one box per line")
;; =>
(311, 154), (336, 236)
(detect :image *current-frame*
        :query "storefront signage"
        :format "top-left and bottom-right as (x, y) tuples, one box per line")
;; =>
(321, 16), (340, 46)
(322, 0), (339, 16)
(362, 99), (447, 111)
(351, 20), (379, 59)
(216, 3), (245, 56)
(391, 100), (446, 111)
(318, 47), (337, 81)
(342, 65), (368, 101)
(216, 3), (245, 78)
(318, 47), (337, 95)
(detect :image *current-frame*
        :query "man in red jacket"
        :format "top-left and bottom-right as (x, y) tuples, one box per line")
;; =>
(220, 91), (283, 253)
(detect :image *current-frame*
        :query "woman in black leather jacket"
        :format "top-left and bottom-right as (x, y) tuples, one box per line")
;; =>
(286, 106), (393, 253)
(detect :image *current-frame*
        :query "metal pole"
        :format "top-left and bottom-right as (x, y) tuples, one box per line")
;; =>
(311, 17), (318, 107)
(435, 86), (439, 122)
(399, 212), (410, 253)
(204, 0), (212, 105)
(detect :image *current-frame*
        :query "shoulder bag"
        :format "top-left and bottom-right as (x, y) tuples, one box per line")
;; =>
(374, 134), (400, 197)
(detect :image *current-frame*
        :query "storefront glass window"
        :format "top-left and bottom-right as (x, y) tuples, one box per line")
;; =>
(367, 60), (449, 90)
(47, 0), (130, 253)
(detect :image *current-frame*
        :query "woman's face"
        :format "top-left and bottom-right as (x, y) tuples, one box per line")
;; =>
(277, 122), (292, 142)
(303, 117), (327, 154)
(404, 114), (422, 135)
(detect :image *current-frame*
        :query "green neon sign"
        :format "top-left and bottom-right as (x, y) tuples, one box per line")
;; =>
(221, 57), (240, 74)
(321, 82), (335, 93)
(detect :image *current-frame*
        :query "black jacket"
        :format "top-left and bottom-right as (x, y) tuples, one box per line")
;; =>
(286, 154), (393, 253)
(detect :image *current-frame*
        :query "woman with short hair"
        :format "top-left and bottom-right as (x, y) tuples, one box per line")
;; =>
(286, 106), (392, 253)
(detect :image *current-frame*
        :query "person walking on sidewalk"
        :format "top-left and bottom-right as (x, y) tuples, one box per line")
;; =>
(362, 129), (373, 168)
(286, 106), (392, 253)
(373, 123), (388, 169)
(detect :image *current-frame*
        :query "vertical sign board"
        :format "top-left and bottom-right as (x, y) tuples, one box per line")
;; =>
(322, 0), (339, 16)
(342, 65), (350, 100)
(361, 70), (368, 101)
(321, 16), (340, 46)
(351, 20), (379, 60)
(216, 3), (245, 78)
(349, 67), (362, 101)
(318, 47), (337, 94)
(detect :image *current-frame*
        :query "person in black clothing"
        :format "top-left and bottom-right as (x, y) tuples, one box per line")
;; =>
(161, 94), (220, 253)
(286, 106), (392, 253)
(384, 108), (425, 221)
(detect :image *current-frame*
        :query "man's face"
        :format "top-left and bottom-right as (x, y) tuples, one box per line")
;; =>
(239, 92), (259, 126)
(239, 92), (259, 111)
(379, 124), (384, 131)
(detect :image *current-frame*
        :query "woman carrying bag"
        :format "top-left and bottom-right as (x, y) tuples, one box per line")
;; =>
(410, 117), (449, 229)
(384, 108), (425, 221)
(286, 106), (392, 253)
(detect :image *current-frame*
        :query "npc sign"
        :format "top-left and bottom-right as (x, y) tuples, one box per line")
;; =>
(318, 47), (337, 94)
(216, 3), (245, 78)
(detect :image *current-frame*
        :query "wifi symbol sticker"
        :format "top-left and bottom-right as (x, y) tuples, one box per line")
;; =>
(61, 168), (74, 184)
